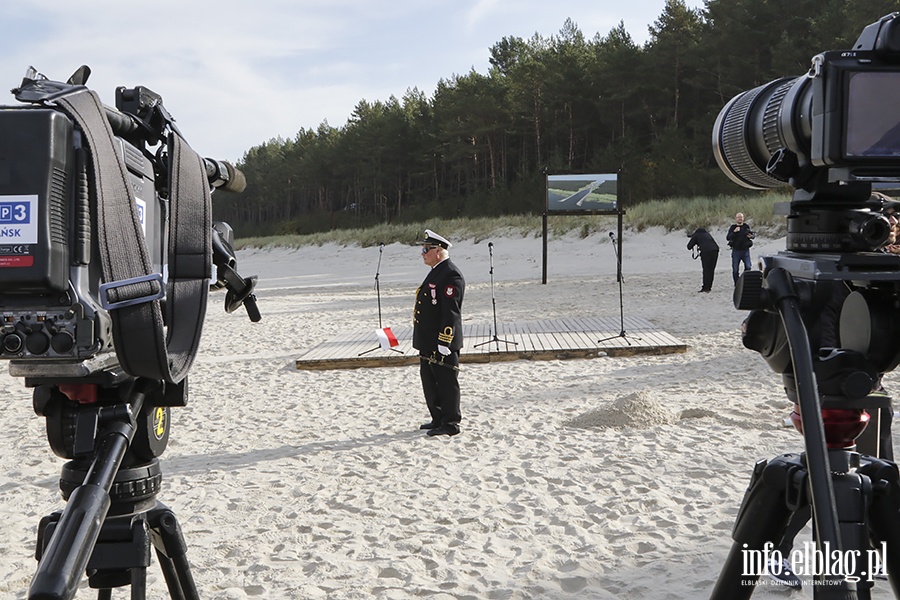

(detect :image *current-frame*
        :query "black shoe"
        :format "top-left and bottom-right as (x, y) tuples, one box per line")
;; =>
(426, 425), (460, 437)
(419, 422), (437, 430)
(697, 288), (711, 293)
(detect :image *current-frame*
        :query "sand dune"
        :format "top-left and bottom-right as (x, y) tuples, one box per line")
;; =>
(0, 228), (897, 598)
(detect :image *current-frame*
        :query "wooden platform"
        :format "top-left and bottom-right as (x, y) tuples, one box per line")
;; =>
(295, 316), (686, 370)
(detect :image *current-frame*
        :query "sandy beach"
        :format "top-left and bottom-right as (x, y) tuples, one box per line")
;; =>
(1, 227), (897, 599)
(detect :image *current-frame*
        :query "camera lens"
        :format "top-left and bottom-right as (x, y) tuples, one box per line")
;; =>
(712, 76), (812, 189)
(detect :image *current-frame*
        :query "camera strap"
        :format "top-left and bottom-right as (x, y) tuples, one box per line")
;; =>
(55, 89), (211, 384)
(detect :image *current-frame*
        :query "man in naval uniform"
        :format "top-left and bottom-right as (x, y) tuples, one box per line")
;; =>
(413, 229), (465, 437)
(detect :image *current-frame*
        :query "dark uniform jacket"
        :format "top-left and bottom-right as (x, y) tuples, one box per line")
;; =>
(413, 258), (465, 354)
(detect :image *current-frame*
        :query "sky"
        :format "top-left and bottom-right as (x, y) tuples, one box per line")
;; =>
(1, 0), (705, 164)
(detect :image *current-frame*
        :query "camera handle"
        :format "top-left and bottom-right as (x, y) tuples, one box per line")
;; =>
(211, 226), (261, 322)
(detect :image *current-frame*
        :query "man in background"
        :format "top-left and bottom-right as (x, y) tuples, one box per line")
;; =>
(413, 229), (465, 437)
(727, 212), (755, 283)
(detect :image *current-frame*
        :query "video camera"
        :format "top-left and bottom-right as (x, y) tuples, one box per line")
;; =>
(711, 10), (900, 402)
(713, 12), (900, 253)
(710, 13), (900, 598)
(0, 66), (259, 391)
(0, 67), (262, 599)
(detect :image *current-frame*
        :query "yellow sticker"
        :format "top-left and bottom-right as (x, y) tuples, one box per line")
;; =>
(153, 407), (167, 440)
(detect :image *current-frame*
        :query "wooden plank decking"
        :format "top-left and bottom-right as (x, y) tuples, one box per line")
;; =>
(295, 316), (686, 370)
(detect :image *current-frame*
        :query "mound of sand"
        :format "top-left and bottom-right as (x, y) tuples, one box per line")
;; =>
(565, 390), (679, 429)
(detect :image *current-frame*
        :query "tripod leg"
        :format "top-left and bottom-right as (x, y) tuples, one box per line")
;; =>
(711, 456), (801, 600)
(860, 457), (900, 596)
(149, 506), (200, 600)
(130, 565), (148, 600)
(829, 468), (873, 598)
(155, 551), (188, 600)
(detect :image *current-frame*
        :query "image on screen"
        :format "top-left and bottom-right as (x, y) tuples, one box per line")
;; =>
(546, 174), (617, 212)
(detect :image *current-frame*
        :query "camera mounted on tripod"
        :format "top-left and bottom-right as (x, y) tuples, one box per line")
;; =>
(714, 11), (900, 254)
(714, 9), (900, 436)
(0, 65), (261, 599)
(711, 13), (900, 598)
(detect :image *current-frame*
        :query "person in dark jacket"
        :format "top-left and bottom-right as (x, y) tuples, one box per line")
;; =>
(687, 228), (719, 293)
(726, 212), (755, 283)
(413, 229), (465, 437)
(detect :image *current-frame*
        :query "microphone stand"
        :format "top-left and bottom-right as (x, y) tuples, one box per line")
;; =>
(359, 243), (402, 356)
(598, 231), (641, 345)
(474, 242), (518, 351)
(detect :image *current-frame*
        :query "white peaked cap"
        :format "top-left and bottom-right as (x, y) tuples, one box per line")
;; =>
(423, 229), (452, 249)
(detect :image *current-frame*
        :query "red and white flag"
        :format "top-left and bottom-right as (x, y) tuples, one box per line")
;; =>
(375, 327), (399, 350)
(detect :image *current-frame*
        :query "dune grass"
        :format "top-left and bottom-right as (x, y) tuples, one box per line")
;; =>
(234, 193), (791, 250)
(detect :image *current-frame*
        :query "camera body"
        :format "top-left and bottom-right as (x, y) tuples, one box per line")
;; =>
(713, 13), (900, 253)
(0, 68), (256, 390)
(714, 12), (900, 191)
(0, 104), (166, 374)
(717, 12), (900, 386)
(813, 21), (900, 172)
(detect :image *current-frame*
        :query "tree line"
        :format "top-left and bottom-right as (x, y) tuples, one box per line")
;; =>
(213, 0), (897, 236)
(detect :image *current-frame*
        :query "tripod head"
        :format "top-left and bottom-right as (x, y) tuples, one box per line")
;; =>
(29, 377), (166, 598)
(736, 248), (900, 448)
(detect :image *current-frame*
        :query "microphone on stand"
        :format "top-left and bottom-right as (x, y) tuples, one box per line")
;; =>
(360, 242), (402, 355)
(474, 240), (516, 351)
(598, 228), (640, 345)
(374, 243), (384, 289)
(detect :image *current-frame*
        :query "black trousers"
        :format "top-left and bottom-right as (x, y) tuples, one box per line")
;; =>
(419, 354), (461, 428)
(701, 250), (718, 291)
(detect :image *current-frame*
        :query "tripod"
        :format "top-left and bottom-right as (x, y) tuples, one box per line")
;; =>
(711, 447), (900, 598)
(474, 242), (518, 352)
(712, 268), (900, 599)
(359, 243), (402, 356)
(597, 232), (641, 345)
(28, 378), (199, 600)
